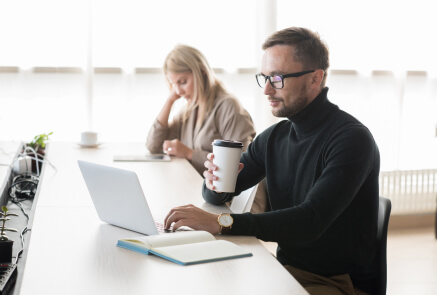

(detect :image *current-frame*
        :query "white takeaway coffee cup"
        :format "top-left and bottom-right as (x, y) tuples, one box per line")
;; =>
(80, 131), (98, 146)
(212, 139), (244, 193)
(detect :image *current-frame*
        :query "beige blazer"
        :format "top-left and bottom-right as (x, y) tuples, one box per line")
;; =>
(146, 93), (256, 175)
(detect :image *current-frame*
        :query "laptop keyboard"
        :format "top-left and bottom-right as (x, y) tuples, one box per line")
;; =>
(155, 220), (172, 233)
(154, 220), (192, 233)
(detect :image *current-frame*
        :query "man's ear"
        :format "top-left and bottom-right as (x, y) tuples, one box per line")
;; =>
(311, 69), (325, 87)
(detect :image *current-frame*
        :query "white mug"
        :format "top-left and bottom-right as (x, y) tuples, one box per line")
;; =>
(81, 131), (99, 146)
(212, 139), (243, 193)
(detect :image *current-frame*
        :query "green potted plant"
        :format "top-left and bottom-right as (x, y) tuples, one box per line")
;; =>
(0, 206), (18, 263)
(28, 132), (53, 153)
(26, 132), (53, 173)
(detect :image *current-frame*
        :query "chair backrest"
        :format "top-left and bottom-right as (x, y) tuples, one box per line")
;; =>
(376, 196), (391, 295)
(230, 184), (259, 213)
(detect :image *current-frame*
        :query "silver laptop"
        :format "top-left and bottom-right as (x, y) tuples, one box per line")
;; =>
(78, 160), (161, 235)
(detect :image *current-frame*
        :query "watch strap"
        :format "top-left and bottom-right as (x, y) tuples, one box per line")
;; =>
(220, 225), (232, 235)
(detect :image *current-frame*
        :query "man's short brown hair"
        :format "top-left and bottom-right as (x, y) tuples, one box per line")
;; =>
(262, 27), (329, 87)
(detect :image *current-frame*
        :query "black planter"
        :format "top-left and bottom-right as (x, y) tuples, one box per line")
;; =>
(0, 240), (14, 263)
(26, 149), (45, 174)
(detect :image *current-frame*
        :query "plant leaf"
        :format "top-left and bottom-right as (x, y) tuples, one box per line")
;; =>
(1, 206), (7, 213)
(5, 213), (19, 217)
(4, 228), (18, 232)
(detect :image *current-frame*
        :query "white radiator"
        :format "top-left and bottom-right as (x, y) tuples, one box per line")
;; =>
(379, 169), (437, 215)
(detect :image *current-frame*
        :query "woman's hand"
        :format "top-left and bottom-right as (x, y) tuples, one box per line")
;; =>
(167, 88), (181, 104)
(156, 89), (182, 128)
(163, 139), (193, 160)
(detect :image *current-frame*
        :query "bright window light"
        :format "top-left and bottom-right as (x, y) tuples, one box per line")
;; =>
(92, 0), (257, 69)
(0, 0), (88, 68)
(277, 0), (437, 72)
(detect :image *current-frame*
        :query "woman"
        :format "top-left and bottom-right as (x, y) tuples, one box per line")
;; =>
(146, 44), (256, 175)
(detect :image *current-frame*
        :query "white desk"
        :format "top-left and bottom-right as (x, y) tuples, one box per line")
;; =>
(17, 142), (307, 295)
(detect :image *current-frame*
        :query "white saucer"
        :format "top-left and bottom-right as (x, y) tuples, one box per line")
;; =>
(78, 142), (102, 148)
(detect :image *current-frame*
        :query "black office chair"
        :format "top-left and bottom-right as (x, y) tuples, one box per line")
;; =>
(375, 196), (391, 295)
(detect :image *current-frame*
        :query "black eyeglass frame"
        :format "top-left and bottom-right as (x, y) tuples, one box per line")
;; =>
(255, 70), (316, 89)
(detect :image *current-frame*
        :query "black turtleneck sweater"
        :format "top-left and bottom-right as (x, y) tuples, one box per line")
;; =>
(202, 88), (380, 293)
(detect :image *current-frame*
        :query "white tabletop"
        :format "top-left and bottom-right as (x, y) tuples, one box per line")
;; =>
(17, 141), (308, 295)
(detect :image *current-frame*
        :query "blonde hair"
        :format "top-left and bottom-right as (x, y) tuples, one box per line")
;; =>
(163, 44), (227, 125)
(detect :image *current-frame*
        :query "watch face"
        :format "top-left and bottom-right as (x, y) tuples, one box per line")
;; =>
(219, 214), (233, 227)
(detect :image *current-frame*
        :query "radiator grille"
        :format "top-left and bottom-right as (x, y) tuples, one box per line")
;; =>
(379, 169), (437, 215)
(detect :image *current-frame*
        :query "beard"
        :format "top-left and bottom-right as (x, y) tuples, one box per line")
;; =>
(270, 82), (310, 118)
(271, 95), (308, 117)
(269, 83), (310, 118)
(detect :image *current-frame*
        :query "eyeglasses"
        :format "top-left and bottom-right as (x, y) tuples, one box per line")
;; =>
(255, 70), (316, 89)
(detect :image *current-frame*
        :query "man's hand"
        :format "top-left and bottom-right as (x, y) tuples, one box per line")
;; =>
(163, 139), (193, 160)
(203, 153), (244, 191)
(164, 204), (221, 234)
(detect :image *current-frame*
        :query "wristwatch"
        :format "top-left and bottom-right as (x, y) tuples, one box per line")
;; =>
(218, 213), (233, 235)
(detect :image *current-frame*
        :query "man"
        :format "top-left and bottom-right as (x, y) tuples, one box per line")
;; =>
(164, 27), (380, 295)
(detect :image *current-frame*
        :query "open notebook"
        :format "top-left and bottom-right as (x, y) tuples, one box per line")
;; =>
(117, 231), (252, 265)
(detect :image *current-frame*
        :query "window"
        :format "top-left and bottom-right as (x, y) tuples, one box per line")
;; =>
(0, 0), (88, 68)
(277, 0), (437, 71)
(92, 0), (257, 69)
